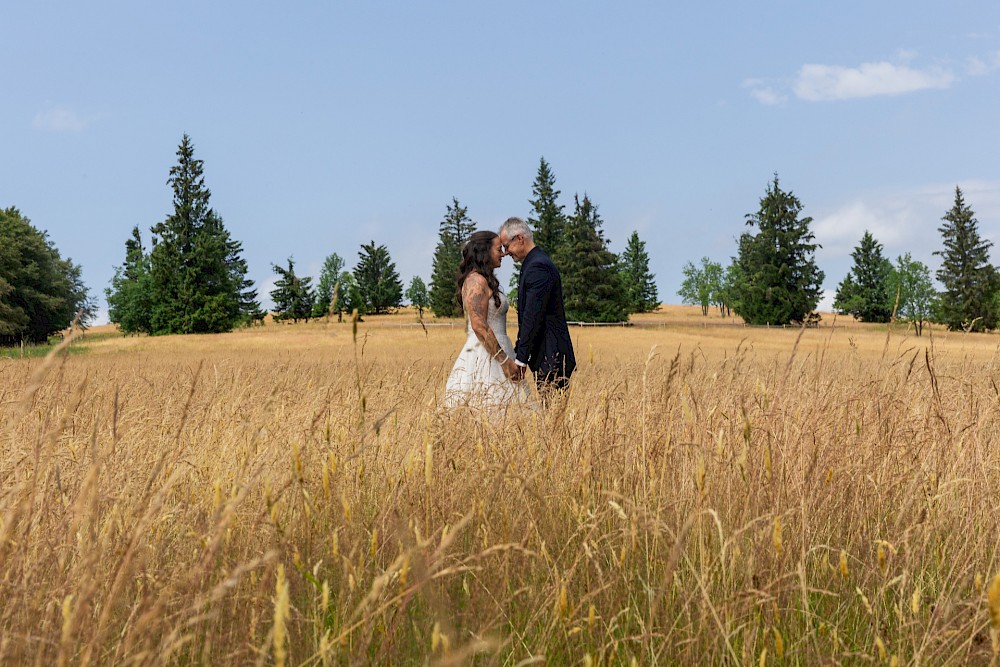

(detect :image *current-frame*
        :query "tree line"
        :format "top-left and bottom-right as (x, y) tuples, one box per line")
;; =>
(263, 158), (660, 325)
(678, 176), (993, 335)
(7, 135), (998, 344)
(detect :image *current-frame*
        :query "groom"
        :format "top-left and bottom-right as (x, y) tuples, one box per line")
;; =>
(498, 217), (576, 393)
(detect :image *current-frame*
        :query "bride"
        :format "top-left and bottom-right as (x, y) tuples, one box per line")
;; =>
(444, 230), (530, 408)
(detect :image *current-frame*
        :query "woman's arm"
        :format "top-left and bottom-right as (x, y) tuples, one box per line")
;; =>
(463, 273), (520, 378)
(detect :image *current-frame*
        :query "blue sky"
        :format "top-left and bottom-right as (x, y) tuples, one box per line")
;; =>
(4, 2), (1000, 321)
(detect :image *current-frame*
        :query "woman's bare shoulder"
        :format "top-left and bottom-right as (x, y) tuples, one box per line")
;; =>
(462, 272), (489, 291)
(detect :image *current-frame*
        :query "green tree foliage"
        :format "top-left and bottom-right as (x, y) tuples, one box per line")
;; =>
(312, 252), (345, 318)
(933, 186), (997, 331)
(429, 198), (475, 317)
(678, 257), (724, 316)
(405, 276), (430, 317)
(556, 194), (629, 322)
(148, 134), (259, 334)
(731, 175), (824, 325)
(889, 253), (936, 336)
(619, 231), (659, 313)
(833, 231), (893, 322)
(354, 241), (403, 315)
(528, 157), (566, 259)
(106, 226), (154, 334)
(0, 207), (93, 345)
(335, 271), (365, 320)
(270, 258), (315, 323)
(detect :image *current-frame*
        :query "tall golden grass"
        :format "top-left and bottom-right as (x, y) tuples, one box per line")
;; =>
(2, 308), (1000, 665)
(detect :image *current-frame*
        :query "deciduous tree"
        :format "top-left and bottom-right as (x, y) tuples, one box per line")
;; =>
(678, 257), (723, 316)
(889, 253), (936, 336)
(405, 276), (430, 317)
(312, 252), (345, 318)
(0, 207), (92, 345)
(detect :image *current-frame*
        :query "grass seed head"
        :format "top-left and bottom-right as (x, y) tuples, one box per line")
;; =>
(988, 571), (1000, 628)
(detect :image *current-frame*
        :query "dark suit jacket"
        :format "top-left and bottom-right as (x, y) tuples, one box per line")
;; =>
(515, 247), (576, 381)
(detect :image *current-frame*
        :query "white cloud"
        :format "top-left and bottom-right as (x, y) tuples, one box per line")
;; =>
(742, 78), (787, 106)
(794, 61), (954, 101)
(32, 107), (91, 132)
(967, 51), (1000, 76)
(812, 181), (1000, 289)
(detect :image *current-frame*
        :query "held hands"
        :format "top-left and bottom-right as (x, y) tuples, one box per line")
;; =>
(495, 350), (525, 382)
(502, 358), (526, 382)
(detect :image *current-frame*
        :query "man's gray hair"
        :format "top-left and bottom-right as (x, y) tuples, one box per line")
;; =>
(499, 216), (533, 242)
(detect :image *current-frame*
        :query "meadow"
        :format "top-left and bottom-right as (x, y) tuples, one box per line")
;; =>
(2, 306), (999, 665)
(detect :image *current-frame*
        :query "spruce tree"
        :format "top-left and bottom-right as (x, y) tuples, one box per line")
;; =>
(106, 226), (153, 334)
(934, 186), (997, 331)
(731, 174), (824, 325)
(528, 157), (566, 259)
(833, 231), (893, 322)
(429, 198), (475, 317)
(312, 252), (345, 318)
(556, 194), (629, 322)
(149, 134), (257, 334)
(270, 258), (315, 323)
(619, 231), (659, 313)
(354, 241), (403, 315)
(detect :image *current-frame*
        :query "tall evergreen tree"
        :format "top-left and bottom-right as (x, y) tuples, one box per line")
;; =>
(934, 186), (997, 331)
(731, 174), (824, 325)
(149, 134), (258, 334)
(0, 207), (93, 344)
(556, 194), (629, 322)
(270, 258), (315, 323)
(528, 157), (566, 258)
(106, 226), (154, 334)
(354, 241), (403, 315)
(312, 252), (345, 318)
(429, 198), (476, 317)
(833, 231), (893, 322)
(619, 231), (659, 313)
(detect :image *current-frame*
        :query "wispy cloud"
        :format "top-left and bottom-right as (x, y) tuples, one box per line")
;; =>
(32, 106), (92, 132)
(812, 181), (1000, 288)
(794, 61), (954, 101)
(743, 51), (988, 104)
(967, 50), (1000, 76)
(741, 78), (787, 106)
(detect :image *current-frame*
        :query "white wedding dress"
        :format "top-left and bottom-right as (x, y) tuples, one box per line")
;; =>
(444, 291), (531, 409)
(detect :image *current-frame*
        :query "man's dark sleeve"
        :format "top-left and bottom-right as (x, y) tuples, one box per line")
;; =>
(514, 262), (554, 365)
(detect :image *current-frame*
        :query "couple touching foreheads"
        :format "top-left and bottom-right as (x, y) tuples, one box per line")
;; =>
(443, 217), (576, 409)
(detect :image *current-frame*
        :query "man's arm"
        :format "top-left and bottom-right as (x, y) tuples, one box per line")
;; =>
(464, 274), (521, 378)
(514, 262), (554, 366)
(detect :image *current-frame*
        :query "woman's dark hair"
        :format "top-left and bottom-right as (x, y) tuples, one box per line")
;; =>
(456, 230), (502, 309)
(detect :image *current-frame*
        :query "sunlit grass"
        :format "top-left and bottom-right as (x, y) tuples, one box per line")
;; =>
(2, 306), (999, 664)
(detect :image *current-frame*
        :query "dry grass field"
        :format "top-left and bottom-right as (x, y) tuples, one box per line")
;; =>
(2, 306), (1000, 665)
